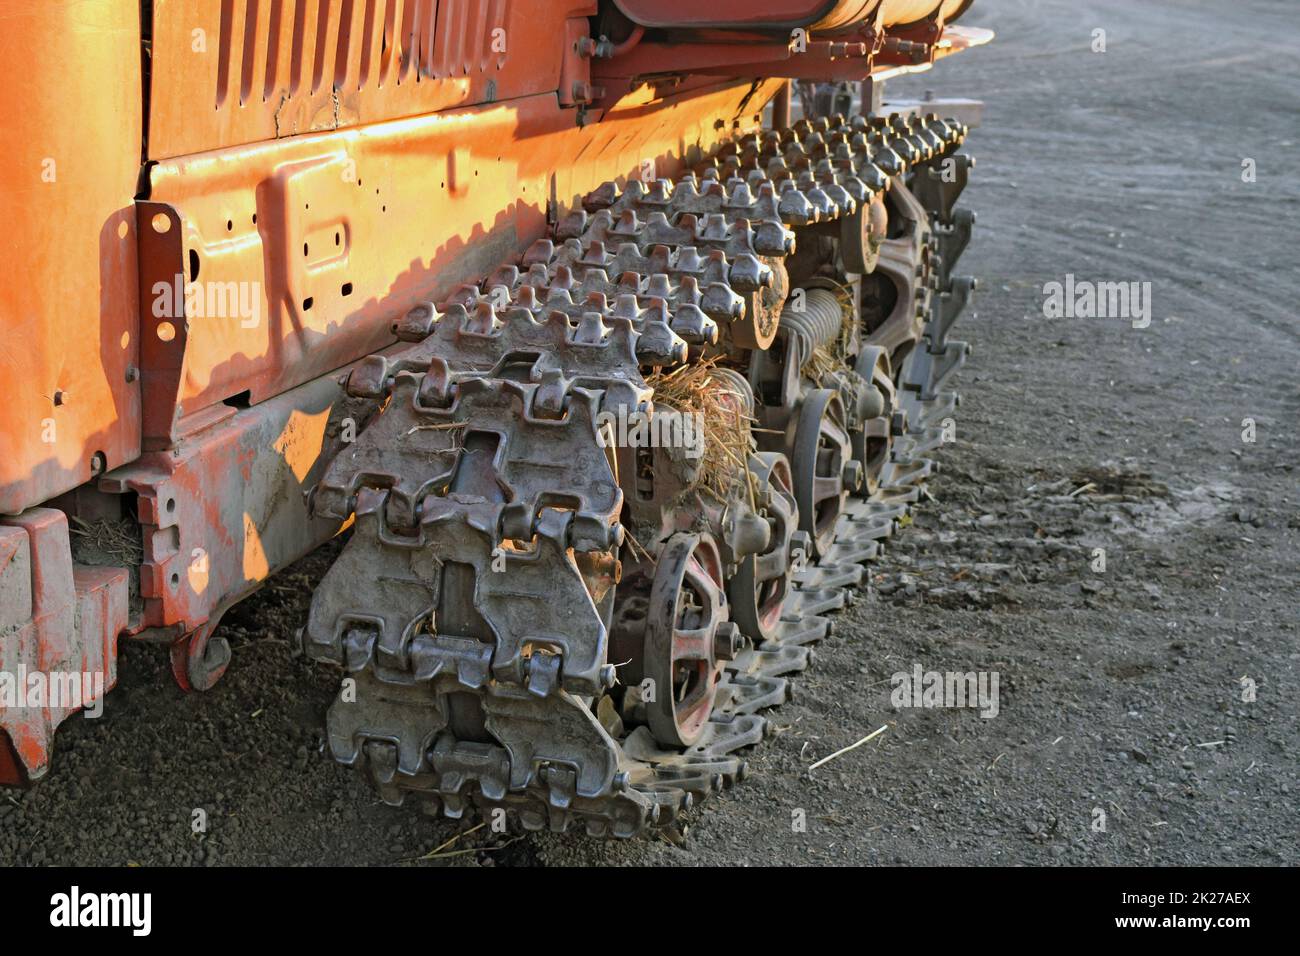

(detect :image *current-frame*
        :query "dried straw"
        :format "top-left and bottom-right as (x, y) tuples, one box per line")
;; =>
(69, 516), (144, 566)
(644, 356), (755, 500)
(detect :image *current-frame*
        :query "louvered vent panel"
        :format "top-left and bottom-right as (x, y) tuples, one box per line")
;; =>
(149, 0), (555, 159)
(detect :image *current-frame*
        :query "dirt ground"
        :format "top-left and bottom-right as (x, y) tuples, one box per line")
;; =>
(2, 0), (1296, 867)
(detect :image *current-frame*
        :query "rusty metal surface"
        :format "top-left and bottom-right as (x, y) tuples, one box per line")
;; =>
(98, 368), (367, 689)
(611, 0), (972, 31)
(0, 0), (142, 516)
(599, 25), (990, 85)
(300, 112), (977, 835)
(596, 0), (983, 85)
(0, 510), (129, 784)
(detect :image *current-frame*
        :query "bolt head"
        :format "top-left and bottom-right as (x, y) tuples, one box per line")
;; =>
(713, 621), (739, 662)
(843, 459), (864, 491)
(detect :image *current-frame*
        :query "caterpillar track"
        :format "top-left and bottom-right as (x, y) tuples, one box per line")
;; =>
(300, 110), (978, 838)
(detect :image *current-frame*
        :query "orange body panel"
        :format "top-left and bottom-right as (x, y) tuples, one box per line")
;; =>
(148, 0), (594, 160)
(0, 1), (143, 516)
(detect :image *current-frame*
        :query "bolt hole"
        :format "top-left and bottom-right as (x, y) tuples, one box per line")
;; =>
(157, 321), (176, 342)
(303, 242), (309, 257)
(151, 213), (171, 234)
(341, 282), (353, 297)
(303, 297), (314, 311)
(226, 219), (233, 232)
(53, 390), (66, 407)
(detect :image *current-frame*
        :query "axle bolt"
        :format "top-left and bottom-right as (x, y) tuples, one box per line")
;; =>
(713, 621), (739, 662)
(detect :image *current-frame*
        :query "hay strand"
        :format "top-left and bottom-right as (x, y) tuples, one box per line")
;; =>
(644, 356), (755, 499)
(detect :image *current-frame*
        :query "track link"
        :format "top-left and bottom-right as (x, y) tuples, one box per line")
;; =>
(301, 110), (978, 837)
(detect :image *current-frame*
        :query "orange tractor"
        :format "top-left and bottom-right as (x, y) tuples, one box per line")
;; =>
(0, 0), (987, 835)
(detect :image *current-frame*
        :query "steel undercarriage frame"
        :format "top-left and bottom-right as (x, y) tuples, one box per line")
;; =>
(297, 112), (978, 835)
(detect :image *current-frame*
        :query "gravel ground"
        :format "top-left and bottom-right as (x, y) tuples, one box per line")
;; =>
(2, 0), (1296, 867)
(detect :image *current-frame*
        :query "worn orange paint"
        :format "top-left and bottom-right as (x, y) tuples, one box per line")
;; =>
(0, 1), (143, 515)
(147, 0), (588, 160)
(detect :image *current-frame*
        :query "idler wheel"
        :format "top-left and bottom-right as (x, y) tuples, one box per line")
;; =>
(791, 389), (852, 558)
(644, 533), (731, 748)
(728, 453), (798, 643)
(852, 345), (898, 497)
